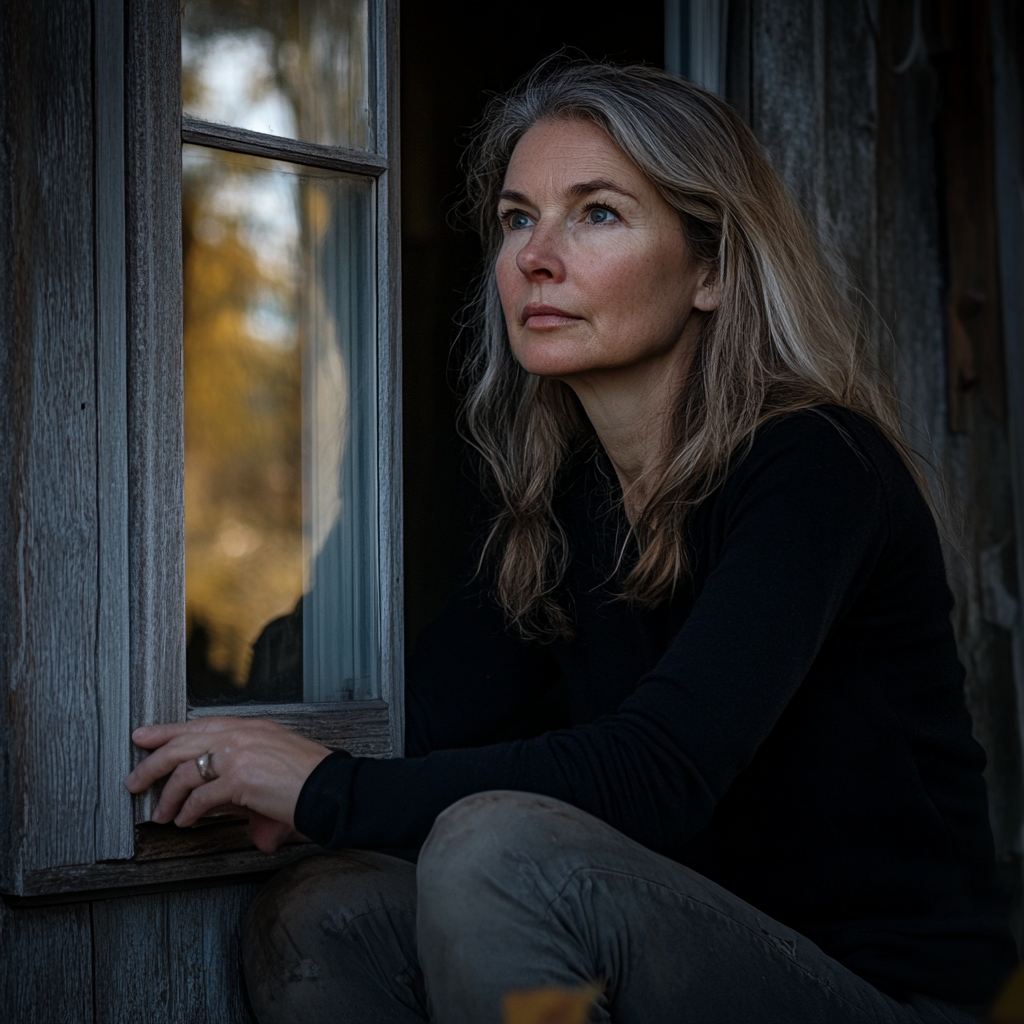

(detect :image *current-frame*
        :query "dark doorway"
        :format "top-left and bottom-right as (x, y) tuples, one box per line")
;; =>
(400, 0), (665, 645)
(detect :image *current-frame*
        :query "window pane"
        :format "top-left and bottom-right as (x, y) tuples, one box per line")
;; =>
(183, 144), (378, 705)
(182, 0), (371, 150)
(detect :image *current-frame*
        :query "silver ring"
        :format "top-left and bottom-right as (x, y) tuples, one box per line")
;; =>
(196, 751), (218, 782)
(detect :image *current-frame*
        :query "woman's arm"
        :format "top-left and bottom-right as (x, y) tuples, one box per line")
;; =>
(292, 414), (897, 853)
(125, 554), (560, 848)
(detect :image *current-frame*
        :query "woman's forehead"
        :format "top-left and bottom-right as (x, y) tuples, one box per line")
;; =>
(502, 119), (642, 197)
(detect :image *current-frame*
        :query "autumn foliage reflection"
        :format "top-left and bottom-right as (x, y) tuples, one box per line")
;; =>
(183, 152), (304, 700)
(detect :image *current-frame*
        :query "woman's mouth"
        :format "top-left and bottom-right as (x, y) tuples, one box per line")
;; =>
(521, 303), (581, 329)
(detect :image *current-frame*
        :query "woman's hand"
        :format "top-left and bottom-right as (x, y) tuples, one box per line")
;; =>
(124, 718), (332, 852)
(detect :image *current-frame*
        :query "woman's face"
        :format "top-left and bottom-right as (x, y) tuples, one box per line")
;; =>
(495, 118), (716, 385)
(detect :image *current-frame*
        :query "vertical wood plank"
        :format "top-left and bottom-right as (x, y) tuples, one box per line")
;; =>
(0, 0), (20, 896)
(936, 0), (1006, 432)
(125, 0), (186, 818)
(0, 899), (95, 1022)
(378, 0), (405, 756)
(751, 0), (822, 225)
(990, 0), (1024, 942)
(874, 1), (948, 460)
(725, 0), (753, 122)
(751, 0), (877, 313)
(820, 0), (877, 333)
(94, 0), (133, 862)
(92, 883), (261, 1024)
(875, 0), (1023, 929)
(0, 0), (100, 883)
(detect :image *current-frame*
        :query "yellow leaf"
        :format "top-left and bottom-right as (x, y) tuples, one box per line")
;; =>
(993, 963), (1024, 1024)
(502, 985), (601, 1024)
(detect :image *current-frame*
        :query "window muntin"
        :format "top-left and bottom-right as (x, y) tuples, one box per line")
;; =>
(182, 0), (371, 150)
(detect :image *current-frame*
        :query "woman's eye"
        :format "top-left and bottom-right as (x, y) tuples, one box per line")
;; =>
(584, 205), (617, 225)
(504, 211), (533, 230)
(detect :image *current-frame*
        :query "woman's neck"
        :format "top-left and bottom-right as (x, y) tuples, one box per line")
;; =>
(562, 339), (696, 524)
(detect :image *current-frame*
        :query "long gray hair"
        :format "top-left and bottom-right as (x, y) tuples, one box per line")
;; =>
(460, 59), (922, 639)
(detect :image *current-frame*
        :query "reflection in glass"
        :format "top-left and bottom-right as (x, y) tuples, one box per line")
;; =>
(182, 0), (370, 150)
(183, 144), (377, 705)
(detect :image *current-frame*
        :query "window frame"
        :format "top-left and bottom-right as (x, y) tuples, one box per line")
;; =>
(128, 0), (404, 828)
(3, 0), (402, 897)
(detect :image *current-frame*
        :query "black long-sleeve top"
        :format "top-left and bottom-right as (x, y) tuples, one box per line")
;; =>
(295, 407), (1016, 1003)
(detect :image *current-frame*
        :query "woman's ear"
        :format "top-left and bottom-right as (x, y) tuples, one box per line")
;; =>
(694, 268), (722, 313)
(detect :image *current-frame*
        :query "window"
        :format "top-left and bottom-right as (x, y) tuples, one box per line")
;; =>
(180, 2), (383, 708)
(151, 0), (403, 800)
(0, 0), (400, 896)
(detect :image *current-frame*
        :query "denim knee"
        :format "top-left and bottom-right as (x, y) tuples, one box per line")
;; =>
(417, 791), (596, 924)
(243, 851), (419, 1024)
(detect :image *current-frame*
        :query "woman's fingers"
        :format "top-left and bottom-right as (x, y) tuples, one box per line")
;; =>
(131, 722), (191, 749)
(122, 716), (331, 834)
(150, 756), (209, 823)
(130, 715), (248, 752)
(174, 776), (237, 827)
(125, 732), (213, 793)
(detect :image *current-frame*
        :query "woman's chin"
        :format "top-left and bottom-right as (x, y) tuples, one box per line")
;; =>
(512, 346), (596, 380)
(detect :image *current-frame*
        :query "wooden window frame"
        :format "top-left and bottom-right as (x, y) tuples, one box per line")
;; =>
(4, 0), (402, 899)
(128, 0), (404, 847)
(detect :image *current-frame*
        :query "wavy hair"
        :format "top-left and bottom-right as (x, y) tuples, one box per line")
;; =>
(460, 59), (925, 639)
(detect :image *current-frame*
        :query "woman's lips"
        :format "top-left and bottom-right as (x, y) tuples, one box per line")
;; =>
(521, 303), (581, 329)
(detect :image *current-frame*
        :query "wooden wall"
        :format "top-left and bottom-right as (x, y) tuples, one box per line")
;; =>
(1, 883), (260, 1023)
(731, 0), (1024, 942)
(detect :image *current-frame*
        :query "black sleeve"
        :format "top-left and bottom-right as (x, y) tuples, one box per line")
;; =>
(295, 416), (890, 852)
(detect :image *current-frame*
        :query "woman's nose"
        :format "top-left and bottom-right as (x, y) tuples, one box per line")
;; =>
(515, 225), (566, 282)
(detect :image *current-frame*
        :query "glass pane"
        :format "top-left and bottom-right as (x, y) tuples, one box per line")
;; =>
(183, 144), (378, 705)
(182, 0), (370, 150)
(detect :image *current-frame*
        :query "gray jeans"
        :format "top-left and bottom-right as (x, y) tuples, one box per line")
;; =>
(242, 791), (984, 1024)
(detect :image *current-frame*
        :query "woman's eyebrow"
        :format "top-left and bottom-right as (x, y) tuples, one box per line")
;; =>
(565, 178), (637, 201)
(497, 180), (638, 206)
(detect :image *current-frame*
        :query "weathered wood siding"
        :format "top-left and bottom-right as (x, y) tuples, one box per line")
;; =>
(1, 883), (260, 1024)
(92, 884), (260, 1023)
(0, 0), (100, 886)
(0, 900), (94, 1023)
(735, 0), (1024, 940)
(125, 0), (187, 817)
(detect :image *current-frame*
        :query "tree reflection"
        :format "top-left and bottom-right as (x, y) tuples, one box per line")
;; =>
(183, 152), (303, 698)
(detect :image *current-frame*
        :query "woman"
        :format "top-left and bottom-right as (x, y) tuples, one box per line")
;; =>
(126, 61), (1016, 1022)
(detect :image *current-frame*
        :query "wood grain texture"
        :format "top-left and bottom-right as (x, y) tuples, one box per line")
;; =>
(874, 0), (1022, 931)
(94, 0), (133, 863)
(750, 0), (821, 225)
(187, 699), (393, 756)
(378, 0), (405, 757)
(22, 845), (317, 898)
(0, 899), (94, 1022)
(126, 0), (186, 822)
(0, 0), (19, 896)
(991, 1), (1024, 925)
(182, 115), (387, 175)
(133, 819), (262, 862)
(874, 1), (948, 461)
(92, 882), (261, 1024)
(751, 0), (877, 321)
(0, 0), (100, 884)
(935, 0), (1006, 431)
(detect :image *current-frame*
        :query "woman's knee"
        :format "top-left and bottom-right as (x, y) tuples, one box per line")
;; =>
(417, 791), (604, 924)
(243, 851), (418, 1024)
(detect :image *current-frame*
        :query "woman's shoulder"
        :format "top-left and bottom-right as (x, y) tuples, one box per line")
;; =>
(742, 405), (909, 486)
(723, 404), (930, 537)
